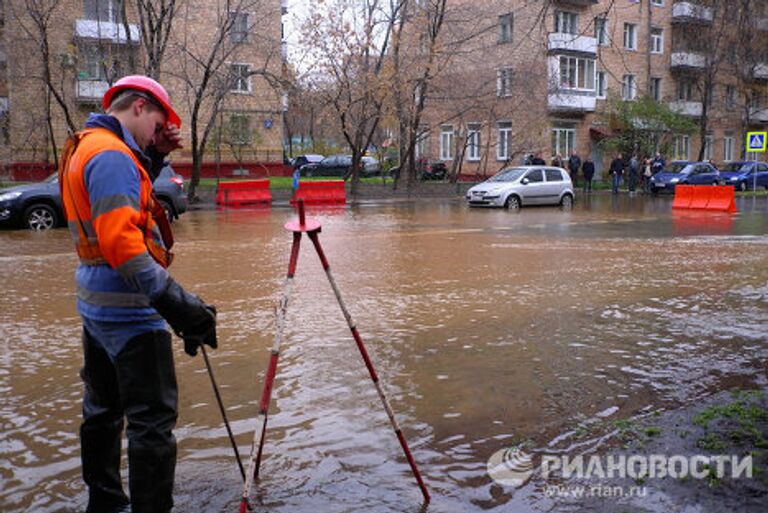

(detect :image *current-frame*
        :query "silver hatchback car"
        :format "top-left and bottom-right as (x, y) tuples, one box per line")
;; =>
(466, 166), (574, 209)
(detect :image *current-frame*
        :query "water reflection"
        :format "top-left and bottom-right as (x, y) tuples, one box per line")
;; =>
(1, 195), (767, 512)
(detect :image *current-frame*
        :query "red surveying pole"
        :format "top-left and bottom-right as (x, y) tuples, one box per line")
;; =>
(307, 229), (431, 505)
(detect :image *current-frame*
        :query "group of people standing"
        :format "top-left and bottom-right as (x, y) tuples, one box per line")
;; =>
(527, 151), (666, 194)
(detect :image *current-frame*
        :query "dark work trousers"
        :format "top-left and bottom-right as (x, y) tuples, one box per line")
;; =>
(80, 328), (178, 513)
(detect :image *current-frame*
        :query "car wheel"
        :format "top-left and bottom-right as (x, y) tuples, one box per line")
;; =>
(504, 195), (521, 210)
(24, 203), (58, 230)
(738, 181), (747, 192)
(560, 193), (573, 209)
(712, 181), (719, 186)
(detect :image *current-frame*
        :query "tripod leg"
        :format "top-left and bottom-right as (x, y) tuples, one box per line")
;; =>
(239, 231), (302, 512)
(307, 231), (430, 505)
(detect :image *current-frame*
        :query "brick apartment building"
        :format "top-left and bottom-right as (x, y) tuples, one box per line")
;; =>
(415, 0), (768, 178)
(0, 0), (287, 177)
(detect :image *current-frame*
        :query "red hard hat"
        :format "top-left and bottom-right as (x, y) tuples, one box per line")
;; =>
(103, 75), (181, 128)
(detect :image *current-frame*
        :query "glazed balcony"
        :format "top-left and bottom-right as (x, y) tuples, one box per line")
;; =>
(75, 19), (140, 44)
(548, 32), (598, 55)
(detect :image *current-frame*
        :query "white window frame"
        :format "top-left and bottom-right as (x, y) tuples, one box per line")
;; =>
(596, 71), (607, 99)
(551, 127), (575, 158)
(723, 133), (734, 162)
(559, 56), (596, 92)
(594, 17), (608, 46)
(556, 11), (578, 35)
(467, 123), (481, 161)
(678, 79), (694, 101)
(624, 23), (637, 51)
(674, 135), (690, 160)
(229, 63), (251, 93)
(84, 0), (122, 23)
(497, 68), (513, 97)
(725, 85), (737, 110)
(497, 121), (512, 161)
(703, 133), (713, 161)
(622, 74), (637, 101)
(650, 28), (663, 54)
(650, 77), (662, 101)
(440, 125), (454, 161)
(498, 13), (513, 43)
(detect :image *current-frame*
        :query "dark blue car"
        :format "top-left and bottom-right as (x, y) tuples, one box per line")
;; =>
(718, 161), (768, 191)
(0, 166), (187, 230)
(649, 161), (721, 194)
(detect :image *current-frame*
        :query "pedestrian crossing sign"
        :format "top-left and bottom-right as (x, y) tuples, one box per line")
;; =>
(747, 132), (767, 152)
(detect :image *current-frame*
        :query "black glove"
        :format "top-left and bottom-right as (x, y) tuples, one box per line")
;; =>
(151, 278), (217, 357)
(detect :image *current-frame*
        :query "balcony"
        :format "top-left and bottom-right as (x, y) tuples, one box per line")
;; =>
(556, 0), (599, 6)
(755, 18), (768, 32)
(548, 32), (598, 55)
(548, 91), (596, 113)
(75, 19), (140, 44)
(754, 63), (768, 81)
(76, 79), (109, 102)
(749, 107), (768, 124)
(669, 100), (703, 117)
(671, 2), (714, 24)
(671, 52), (706, 70)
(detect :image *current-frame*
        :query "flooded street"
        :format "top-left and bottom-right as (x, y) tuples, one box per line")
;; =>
(1, 194), (767, 513)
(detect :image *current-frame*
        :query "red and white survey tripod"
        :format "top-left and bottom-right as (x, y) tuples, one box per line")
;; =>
(236, 200), (430, 511)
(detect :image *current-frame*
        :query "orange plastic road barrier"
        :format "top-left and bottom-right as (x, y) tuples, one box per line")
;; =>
(290, 180), (346, 205)
(671, 185), (694, 209)
(672, 185), (737, 213)
(216, 179), (272, 207)
(707, 185), (737, 213)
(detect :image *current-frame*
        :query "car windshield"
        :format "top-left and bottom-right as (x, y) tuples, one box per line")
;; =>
(735, 163), (754, 174)
(487, 168), (526, 182)
(665, 163), (688, 173)
(721, 163), (744, 173)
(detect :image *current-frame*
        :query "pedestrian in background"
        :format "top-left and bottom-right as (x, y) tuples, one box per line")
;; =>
(643, 158), (653, 193)
(652, 153), (665, 175)
(628, 154), (639, 193)
(568, 151), (582, 187)
(60, 75), (218, 513)
(610, 153), (625, 194)
(552, 153), (564, 168)
(531, 151), (546, 165)
(582, 157), (595, 193)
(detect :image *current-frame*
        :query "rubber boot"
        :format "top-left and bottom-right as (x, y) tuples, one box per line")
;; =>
(80, 329), (131, 513)
(116, 330), (178, 513)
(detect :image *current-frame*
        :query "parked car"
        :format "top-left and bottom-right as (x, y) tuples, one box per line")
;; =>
(290, 154), (324, 171)
(466, 166), (574, 209)
(0, 165), (187, 230)
(388, 159), (448, 181)
(718, 161), (768, 191)
(361, 156), (381, 177)
(299, 154), (378, 178)
(649, 161), (721, 194)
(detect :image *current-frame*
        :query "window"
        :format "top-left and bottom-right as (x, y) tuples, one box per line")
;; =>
(623, 23), (637, 50)
(229, 63), (251, 92)
(750, 91), (763, 110)
(230, 12), (249, 43)
(415, 127), (428, 159)
(551, 126), (575, 157)
(650, 28), (663, 54)
(594, 17), (608, 46)
(651, 0), (664, 5)
(556, 11), (578, 35)
(723, 132), (734, 161)
(596, 71), (607, 99)
(440, 125), (454, 161)
(467, 123), (481, 161)
(559, 56), (595, 91)
(703, 133), (713, 161)
(726, 85), (737, 109)
(545, 169), (563, 182)
(227, 114), (252, 145)
(673, 135), (690, 160)
(622, 74), (637, 100)
(677, 79), (694, 101)
(497, 68), (513, 97)
(497, 122), (512, 161)
(650, 77), (662, 101)
(84, 0), (122, 23)
(498, 13), (513, 43)
(80, 45), (107, 80)
(525, 169), (544, 183)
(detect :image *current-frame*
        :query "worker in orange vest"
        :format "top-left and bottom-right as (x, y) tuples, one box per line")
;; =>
(60, 75), (217, 513)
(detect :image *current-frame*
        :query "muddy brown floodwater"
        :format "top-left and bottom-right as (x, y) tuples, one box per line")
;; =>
(1, 194), (767, 513)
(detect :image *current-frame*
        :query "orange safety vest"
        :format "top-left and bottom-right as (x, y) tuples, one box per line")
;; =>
(59, 128), (174, 269)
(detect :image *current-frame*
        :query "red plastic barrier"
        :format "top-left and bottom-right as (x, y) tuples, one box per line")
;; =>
(707, 185), (737, 213)
(672, 185), (694, 209)
(215, 180), (272, 207)
(290, 180), (346, 205)
(688, 186), (714, 210)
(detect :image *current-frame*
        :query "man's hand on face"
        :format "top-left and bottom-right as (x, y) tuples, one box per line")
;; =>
(154, 123), (184, 154)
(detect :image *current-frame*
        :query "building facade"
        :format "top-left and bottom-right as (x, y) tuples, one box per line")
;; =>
(416, 0), (768, 178)
(0, 0), (286, 174)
